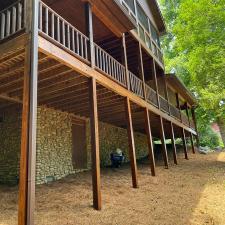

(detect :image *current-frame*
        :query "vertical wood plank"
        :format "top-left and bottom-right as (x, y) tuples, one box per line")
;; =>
(151, 59), (160, 108)
(159, 116), (169, 168)
(12, 7), (17, 33)
(191, 108), (200, 147)
(6, 10), (11, 36)
(190, 132), (196, 154)
(181, 128), (189, 160)
(18, 2), (22, 30)
(85, 2), (95, 67)
(18, 0), (39, 225)
(51, 13), (54, 39)
(170, 122), (178, 165)
(138, 43), (146, 100)
(89, 77), (102, 210)
(125, 97), (138, 188)
(144, 108), (156, 176)
(122, 33), (130, 89)
(176, 93), (182, 121)
(163, 76), (170, 114)
(45, 7), (48, 35)
(1, 13), (6, 39)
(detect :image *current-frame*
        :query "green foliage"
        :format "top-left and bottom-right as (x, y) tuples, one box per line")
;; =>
(198, 125), (220, 148)
(159, 0), (225, 146)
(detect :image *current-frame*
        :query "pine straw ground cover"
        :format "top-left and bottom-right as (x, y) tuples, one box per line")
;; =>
(0, 151), (225, 225)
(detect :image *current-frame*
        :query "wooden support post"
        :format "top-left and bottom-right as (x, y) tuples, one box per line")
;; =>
(85, 2), (95, 68)
(159, 116), (169, 169)
(163, 76), (170, 114)
(176, 93), (182, 121)
(191, 108), (200, 147)
(122, 33), (130, 90)
(170, 122), (178, 165)
(125, 97), (138, 188)
(190, 132), (196, 154)
(89, 77), (102, 210)
(151, 59), (160, 108)
(185, 103), (191, 127)
(144, 108), (156, 176)
(18, 1), (38, 225)
(181, 128), (189, 160)
(138, 42), (146, 99)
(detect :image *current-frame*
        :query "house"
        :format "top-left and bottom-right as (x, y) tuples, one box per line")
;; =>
(0, 0), (198, 224)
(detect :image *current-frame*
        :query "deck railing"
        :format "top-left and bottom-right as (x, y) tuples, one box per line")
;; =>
(145, 84), (158, 106)
(181, 112), (190, 126)
(129, 71), (144, 98)
(0, 2), (195, 131)
(170, 104), (181, 120)
(159, 96), (169, 113)
(94, 44), (127, 87)
(38, 1), (89, 62)
(0, 1), (24, 41)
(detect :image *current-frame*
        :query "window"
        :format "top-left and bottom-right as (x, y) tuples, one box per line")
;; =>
(124, 0), (135, 14)
(137, 3), (149, 32)
(150, 22), (160, 46)
(138, 24), (145, 43)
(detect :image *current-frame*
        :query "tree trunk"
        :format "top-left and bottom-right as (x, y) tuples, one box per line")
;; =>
(217, 117), (225, 147)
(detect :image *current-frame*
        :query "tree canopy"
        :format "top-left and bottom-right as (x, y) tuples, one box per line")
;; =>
(159, 0), (225, 146)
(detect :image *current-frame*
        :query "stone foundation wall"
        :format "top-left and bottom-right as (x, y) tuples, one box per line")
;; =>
(86, 121), (149, 168)
(0, 109), (21, 185)
(0, 106), (149, 185)
(36, 107), (75, 184)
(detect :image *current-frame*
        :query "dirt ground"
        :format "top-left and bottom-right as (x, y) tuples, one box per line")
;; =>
(1, 150), (225, 225)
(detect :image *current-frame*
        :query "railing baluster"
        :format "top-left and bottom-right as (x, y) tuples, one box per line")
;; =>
(72, 29), (75, 52)
(67, 24), (70, 49)
(57, 17), (60, 42)
(80, 36), (84, 58)
(85, 38), (88, 60)
(45, 7), (48, 35)
(0, 13), (6, 39)
(51, 12), (54, 38)
(76, 32), (80, 55)
(62, 20), (65, 45)
(6, 10), (11, 36)
(39, 2), (42, 30)
(18, 2), (22, 30)
(12, 7), (17, 34)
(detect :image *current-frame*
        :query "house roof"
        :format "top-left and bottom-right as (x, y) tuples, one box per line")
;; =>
(147, 0), (166, 35)
(166, 73), (198, 107)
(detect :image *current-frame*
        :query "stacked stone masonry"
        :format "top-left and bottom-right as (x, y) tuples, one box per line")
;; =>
(0, 106), (149, 185)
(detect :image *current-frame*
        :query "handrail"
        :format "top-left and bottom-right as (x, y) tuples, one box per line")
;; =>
(169, 104), (181, 120)
(94, 43), (127, 87)
(129, 71), (144, 98)
(145, 84), (158, 106)
(159, 95), (169, 113)
(181, 111), (190, 126)
(0, 1), (24, 41)
(38, 1), (89, 62)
